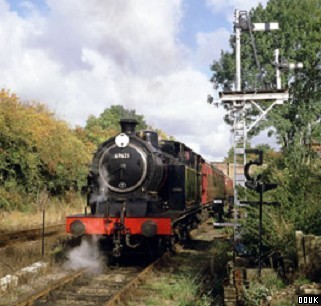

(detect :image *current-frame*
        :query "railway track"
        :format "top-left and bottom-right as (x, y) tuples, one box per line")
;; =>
(2, 220), (230, 306)
(0, 224), (66, 248)
(10, 255), (165, 306)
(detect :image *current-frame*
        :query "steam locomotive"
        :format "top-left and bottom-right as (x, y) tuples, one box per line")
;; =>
(66, 119), (233, 257)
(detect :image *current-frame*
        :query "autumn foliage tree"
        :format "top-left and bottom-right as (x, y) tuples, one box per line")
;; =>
(0, 90), (91, 210)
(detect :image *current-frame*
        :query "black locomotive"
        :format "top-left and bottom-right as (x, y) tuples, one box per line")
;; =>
(67, 119), (229, 257)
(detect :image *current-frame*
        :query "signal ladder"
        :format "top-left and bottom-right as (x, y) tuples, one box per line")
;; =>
(213, 102), (246, 228)
(233, 102), (246, 191)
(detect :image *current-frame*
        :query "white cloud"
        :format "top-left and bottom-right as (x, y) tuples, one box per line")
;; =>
(128, 68), (230, 160)
(195, 28), (231, 66)
(0, 0), (232, 161)
(36, 0), (187, 76)
(0, 0), (9, 13)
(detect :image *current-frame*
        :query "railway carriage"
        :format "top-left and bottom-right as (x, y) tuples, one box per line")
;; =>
(66, 119), (233, 257)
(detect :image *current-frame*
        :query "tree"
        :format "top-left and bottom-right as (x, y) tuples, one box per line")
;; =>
(85, 105), (148, 145)
(86, 105), (147, 131)
(212, 1), (321, 253)
(0, 90), (92, 209)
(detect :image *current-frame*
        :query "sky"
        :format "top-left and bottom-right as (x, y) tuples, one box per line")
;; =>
(2, 0), (268, 161)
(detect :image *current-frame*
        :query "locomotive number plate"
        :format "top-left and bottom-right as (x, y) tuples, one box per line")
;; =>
(114, 153), (131, 159)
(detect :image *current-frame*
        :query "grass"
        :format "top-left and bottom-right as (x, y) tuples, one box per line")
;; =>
(0, 192), (85, 277)
(125, 225), (230, 306)
(272, 299), (297, 306)
(136, 272), (212, 306)
(293, 277), (311, 286)
(0, 192), (85, 233)
(0, 235), (65, 278)
(242, 272), (288, 306)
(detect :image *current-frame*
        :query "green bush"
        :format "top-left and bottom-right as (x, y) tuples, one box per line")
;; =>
(239, 143), (321, 265)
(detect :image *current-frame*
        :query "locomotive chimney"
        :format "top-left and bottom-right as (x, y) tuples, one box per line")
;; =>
(120, 119), (138, 135)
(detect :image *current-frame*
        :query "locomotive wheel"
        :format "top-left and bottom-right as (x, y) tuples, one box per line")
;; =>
(157, 237), (167, 255)
(145, 237), (166, 259)
(107, 253), (117, 266)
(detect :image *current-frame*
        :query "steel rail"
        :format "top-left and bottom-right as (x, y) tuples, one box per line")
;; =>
(10, 269), (86, 306)
(9, 253), (169, 306)
(0, 224), (66, 247)
(104, 253), (168, 306)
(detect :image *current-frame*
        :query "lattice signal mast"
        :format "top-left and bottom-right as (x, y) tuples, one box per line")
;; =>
(218, 9), (302, 210)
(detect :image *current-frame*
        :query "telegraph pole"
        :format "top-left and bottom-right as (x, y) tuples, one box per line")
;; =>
(235, 10), (241, 91)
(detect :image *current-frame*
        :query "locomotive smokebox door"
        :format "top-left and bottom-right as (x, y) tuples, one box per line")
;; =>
(99, 144), (147, 193)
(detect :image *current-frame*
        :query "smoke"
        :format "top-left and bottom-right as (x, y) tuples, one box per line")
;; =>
(63, 235), (107, 274)
(98, 175), (108, 201)
(88, 173), (109, 211)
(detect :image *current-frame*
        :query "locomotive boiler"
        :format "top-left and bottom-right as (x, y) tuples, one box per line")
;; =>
(66, 119), (232, 257)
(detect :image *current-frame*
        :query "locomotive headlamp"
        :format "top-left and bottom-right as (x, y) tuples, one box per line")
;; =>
(70, 220), (86, 237)
(141, 220), (158, 237)
(115, 133), (130, 148)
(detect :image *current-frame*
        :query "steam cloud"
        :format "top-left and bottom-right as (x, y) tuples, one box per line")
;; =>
(64, 235), (107, 274)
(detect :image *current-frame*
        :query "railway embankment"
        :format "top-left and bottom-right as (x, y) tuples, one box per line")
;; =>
(295, 230), (321, 280)
(221, 230), (321, 305)
(0, 224), (65, 248)
(0, 225), (67, 278)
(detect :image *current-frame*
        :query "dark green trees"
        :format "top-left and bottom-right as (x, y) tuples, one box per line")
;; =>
(211, 0), (321, 148)
(85, 105), (147, 145)
(212, 0), (321, 246)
